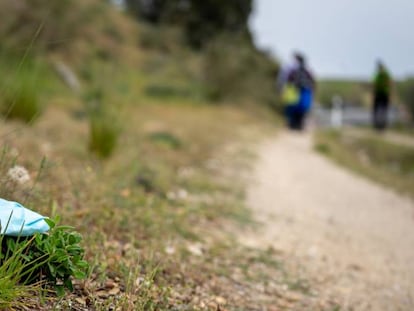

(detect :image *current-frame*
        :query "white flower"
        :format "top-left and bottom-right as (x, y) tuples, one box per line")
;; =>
(7, 165), (30, 184)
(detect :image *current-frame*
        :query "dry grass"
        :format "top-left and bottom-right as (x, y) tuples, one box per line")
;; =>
(315, 129), (414, 198)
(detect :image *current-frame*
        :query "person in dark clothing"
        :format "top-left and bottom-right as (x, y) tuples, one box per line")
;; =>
(372, 61), (392, 131)
(285, 53), (316, 130)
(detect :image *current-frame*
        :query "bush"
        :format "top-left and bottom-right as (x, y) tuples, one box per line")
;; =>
(1, 217), (89, 296)
(203, 34), (278, 103)
(126, 0), (253, 48)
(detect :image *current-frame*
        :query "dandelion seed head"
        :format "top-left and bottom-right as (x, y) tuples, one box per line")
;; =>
(7, 165), (30, 184)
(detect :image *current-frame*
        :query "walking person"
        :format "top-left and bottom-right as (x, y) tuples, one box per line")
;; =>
(285, 52), (316, 130)
(278, 54), (299, 127)
(372, 61), (392, 131)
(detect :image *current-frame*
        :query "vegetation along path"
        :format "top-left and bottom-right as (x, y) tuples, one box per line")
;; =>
(245, 131), (414, 310)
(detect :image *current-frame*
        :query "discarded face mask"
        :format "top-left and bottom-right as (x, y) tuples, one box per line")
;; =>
(0, 198), (50, 236)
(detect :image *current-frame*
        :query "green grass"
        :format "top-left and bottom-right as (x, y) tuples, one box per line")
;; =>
(315, 129), (414, 197)
(389, 123), (414, 136)
(1, 67), (41, 123)
(0, 231), (46, 309)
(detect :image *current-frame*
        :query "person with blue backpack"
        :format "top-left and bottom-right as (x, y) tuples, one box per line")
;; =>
(282, 52), (316, 130)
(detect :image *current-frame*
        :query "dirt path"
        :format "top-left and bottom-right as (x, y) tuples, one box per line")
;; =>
(245, 131), (414, 310)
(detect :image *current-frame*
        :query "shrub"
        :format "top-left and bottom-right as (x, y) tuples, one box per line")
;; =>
(1, 72), (42, 123)
(126, 0), (252, 48)
(203, 34), (278, 103)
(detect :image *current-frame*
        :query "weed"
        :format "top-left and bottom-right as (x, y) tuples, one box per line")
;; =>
(89, 115), (120, 158)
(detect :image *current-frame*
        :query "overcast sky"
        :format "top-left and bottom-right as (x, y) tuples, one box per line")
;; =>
(250, 0), (414, 79)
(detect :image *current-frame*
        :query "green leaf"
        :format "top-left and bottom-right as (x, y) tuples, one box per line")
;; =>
(73, 270), (86, 279)
(56, 226), (75, 231)
(48, 262), (56, 277)
(55, 285), (65, 297)
(44, 218), (56, 229)
(63, 278), (74, 292)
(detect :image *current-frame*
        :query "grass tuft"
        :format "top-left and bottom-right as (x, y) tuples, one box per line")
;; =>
(1, 71), (41, 123)
(89, 113), (120, 158)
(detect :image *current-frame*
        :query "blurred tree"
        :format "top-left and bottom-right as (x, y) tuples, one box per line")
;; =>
(125, 0), (253, 48)
(186, 0), (252, 48)
(124, 0), (167, 23)
(203, 33), (278, 102)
